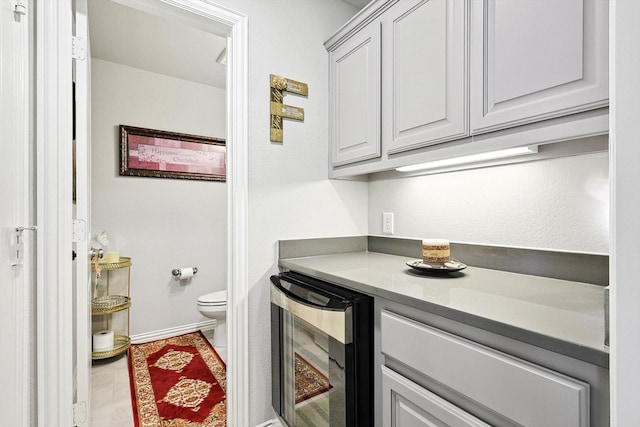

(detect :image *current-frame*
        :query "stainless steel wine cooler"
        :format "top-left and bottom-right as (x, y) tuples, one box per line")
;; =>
(270, 272), (372, 427)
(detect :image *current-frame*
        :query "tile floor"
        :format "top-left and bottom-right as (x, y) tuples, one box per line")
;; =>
(90, 355), (134, 427)
(90, 331), (224, 427)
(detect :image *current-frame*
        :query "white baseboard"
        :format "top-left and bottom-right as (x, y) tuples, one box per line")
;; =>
(255, 413), (284, 427)
(129, 320), (217, 344)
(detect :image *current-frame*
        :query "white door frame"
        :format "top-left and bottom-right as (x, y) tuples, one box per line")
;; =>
(37, 0), (249, 425)
(73, 0), (91, 423)
(609, 0), (640, 425)
(36, 1), (74, 425)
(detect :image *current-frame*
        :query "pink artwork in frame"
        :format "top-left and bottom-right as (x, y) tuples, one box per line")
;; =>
(119, 125), (226, 182)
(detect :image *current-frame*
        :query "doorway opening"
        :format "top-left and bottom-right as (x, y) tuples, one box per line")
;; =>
(63, 0), (248, 425)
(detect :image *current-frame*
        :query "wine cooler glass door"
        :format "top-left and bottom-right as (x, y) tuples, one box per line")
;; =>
(271, 275), (352, 427)
(282, 312), (342, 427)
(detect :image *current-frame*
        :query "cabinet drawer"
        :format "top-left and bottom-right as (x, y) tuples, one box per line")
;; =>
(381, 310), (589, 427)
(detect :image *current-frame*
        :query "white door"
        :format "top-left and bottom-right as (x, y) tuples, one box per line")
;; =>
(73, 0), (92, 424)
(0, 1), (34, 426)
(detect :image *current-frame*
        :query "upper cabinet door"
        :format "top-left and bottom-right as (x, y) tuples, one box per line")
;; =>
(383, 0), (468, 155)
(329, 21), (382, 167)
(470, 0), (608, 134)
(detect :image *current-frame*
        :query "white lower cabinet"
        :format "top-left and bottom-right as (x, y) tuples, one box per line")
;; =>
(380, 310), (591, 427)
(382, 366), (489, 427)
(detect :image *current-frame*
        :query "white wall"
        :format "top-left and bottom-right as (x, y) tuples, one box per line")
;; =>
(204, 0), (368, 424)
(369, 151), (609, 253)
(91, 58), (227, 336)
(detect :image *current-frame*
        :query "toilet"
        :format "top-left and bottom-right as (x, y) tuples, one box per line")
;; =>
(197, 290), (227, 350)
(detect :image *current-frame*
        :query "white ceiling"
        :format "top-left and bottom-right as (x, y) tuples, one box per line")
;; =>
(87, 0), (367, 90)
(88, 0), (228, 89)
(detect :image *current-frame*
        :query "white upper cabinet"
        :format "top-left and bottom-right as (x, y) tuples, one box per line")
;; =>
(470, 0), (609, 134)
(383, 0), (468, 154)
(329, 21), (382, 167)
(325, 0), (609, 177)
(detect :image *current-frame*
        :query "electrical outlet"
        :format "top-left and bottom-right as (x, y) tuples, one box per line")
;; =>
(382, 212), (394, 234)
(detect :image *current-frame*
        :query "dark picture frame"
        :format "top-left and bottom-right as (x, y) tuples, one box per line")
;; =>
(119, 125), (226, 182)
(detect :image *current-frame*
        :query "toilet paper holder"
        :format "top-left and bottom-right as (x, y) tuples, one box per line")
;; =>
(172, 267), (198, 278)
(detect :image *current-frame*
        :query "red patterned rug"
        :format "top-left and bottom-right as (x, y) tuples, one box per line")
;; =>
(295, 353), (332, 404)
(128, 331), (226, 427)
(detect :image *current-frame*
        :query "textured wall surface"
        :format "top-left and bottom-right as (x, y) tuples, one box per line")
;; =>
(369, 151), (609, 254)
(91, 58), (228, 335)
(205, 1), (367, 424)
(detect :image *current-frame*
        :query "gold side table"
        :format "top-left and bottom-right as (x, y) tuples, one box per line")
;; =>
(91, 257), (132, 360)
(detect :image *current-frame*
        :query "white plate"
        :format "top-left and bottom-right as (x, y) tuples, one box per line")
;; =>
(406, 259), (467, 274)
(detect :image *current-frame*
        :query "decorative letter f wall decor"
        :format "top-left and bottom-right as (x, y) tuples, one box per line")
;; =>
(270, 74), (308, 143)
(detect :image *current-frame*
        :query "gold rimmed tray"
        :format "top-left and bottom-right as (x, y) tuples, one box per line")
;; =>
(91, 295), (131, 314)
(94, 256), (132, 270)
(91, 335), (131, 360)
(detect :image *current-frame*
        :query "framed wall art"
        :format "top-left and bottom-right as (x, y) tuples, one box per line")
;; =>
(119, 125), (226, 182)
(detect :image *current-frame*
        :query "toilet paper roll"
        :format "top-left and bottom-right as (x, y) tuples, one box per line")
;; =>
(179, 267), (195, 279)
(93, 330), (114, 351)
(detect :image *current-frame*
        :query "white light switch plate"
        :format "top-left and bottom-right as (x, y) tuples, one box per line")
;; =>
(382, 212), (394, 234)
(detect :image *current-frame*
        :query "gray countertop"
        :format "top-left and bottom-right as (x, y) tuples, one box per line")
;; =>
(279, 249), (608, 368)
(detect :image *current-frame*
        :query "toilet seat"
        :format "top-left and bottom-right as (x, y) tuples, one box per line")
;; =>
(197, 290), (227, 306)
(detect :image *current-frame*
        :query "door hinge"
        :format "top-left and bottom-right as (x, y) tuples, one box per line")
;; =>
(14, 0), (27, 17)
(72, 36), (86, 60)
(72, 219), (87, 242)
(73, 401), (87, 425)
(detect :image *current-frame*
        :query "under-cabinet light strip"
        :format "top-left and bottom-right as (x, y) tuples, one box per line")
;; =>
(396, 145), (539, 173)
